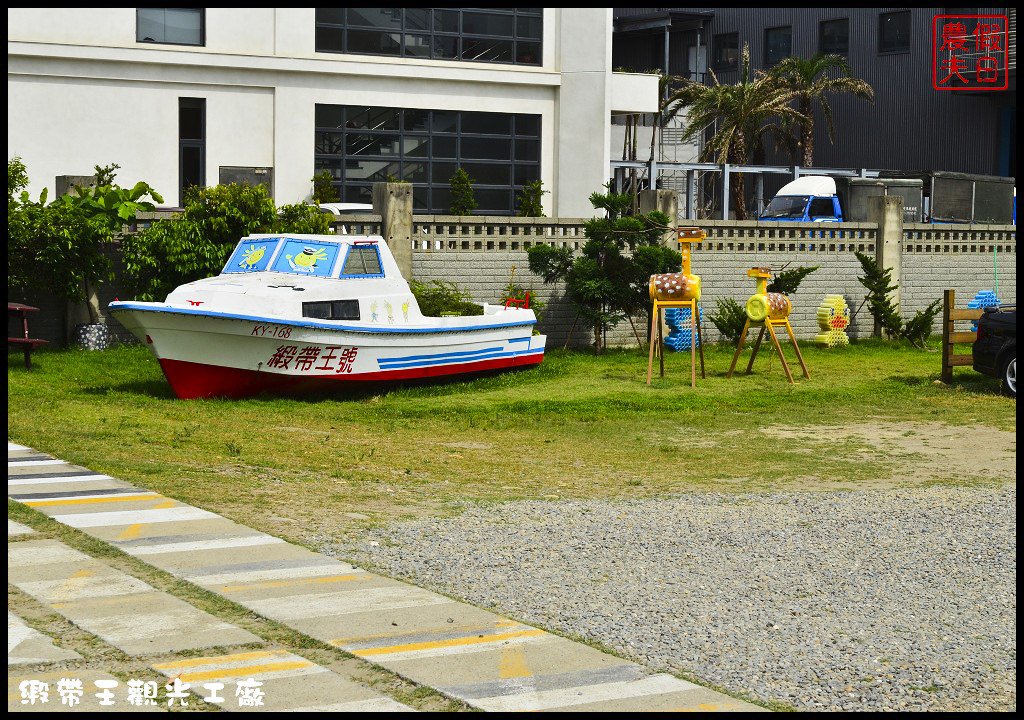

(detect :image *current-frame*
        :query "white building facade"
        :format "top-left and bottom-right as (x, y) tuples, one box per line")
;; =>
(8, 8), (657, 217)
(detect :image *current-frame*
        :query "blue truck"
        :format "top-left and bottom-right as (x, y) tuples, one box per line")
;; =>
(759, 175), (923, 223)
(760, 172), (1014, 224)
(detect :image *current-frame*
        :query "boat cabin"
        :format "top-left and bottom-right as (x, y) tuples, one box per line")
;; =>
(164, 234), (432, 325)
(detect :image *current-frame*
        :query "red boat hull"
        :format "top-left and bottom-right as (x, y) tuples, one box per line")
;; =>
(159, 353), (543, 399)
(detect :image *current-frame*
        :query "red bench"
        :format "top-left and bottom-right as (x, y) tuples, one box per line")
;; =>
(8, 303), (48, 369)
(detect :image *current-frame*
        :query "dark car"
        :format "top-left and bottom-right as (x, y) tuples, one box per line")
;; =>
(972, 304), (1016, 398)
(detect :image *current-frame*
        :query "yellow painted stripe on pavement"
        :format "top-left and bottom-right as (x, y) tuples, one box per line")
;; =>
(499, 647), (532, 679)
(52, 568), (95, 603)
(154, 651), (280, 670)
(219, 574), (367, 593)
(354, 627), (547, 657)
(173, 661), (314, 682)
(23, 494), (161, 507)
(117, 523), (144, 540)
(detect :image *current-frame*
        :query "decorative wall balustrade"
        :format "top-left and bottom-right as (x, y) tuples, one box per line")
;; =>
(902, 223), (1016, 254)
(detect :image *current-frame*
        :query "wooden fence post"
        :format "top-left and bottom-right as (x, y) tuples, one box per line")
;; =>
(940, 288), (983, 383)
(941, 289), (954, 383)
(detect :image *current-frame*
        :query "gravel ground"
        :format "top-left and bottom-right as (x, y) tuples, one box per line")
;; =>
(319, 486), (1016, 712)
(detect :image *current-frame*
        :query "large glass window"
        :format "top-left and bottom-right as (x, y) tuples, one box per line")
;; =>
(878, 11), (911, 53)
(713, 33), (739, 70)
(315, 8), (542, 65)
(315, 105), (541, 215)
(819, 18), (850, 56)
(764, 26), (792, 66)
(137, 8), (204, 46)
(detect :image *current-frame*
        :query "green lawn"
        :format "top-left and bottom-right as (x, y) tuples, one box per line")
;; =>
(7, 340), (1014, 545)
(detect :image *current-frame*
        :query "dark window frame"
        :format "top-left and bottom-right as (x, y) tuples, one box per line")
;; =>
(713, 32), (739, 70)
(340, 244), (385, 278)
(302, 300), (361, 320)
(137, 8), (205, 47)
(314, 104), (541, 215)
(878, 10), (911, 54)
(764, 25), (792, 66)
(179, 97), (205, 204)
(315, 8), (542, 66)
(819, 18), (850, 56)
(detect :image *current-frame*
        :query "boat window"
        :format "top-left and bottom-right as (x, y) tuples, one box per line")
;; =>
(302, 300), (360, 320)
(223, 238), (279, 274)
(340, 244), (384, 277)
(269, 239), (341, 277)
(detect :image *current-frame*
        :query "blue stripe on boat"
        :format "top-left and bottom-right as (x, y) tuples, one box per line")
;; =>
(378, 346), (504, 364)
(507, 336), (531, 344)
(108, 302), (535, 335)
(377, 349), (542, 370)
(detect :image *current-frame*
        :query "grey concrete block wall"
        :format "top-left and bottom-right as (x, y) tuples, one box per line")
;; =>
(411, 235), (1015, 347)
(411, 250), (641, 349)
(902, 249), (1015, 327)
(412, 246), (877, 347)
(11, 223), (1015, 350)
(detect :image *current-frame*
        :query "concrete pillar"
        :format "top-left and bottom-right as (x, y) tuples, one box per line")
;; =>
(869, 194), (905, 335)
(55, 175), (96, 198)
(554, 8), (612, 217)
(638, 189), (678, 244)
(372, 182), (413, 280)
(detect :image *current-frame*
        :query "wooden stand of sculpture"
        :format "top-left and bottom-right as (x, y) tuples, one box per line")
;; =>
(647, 227), (706, 387)
(726, 267), (810, 384)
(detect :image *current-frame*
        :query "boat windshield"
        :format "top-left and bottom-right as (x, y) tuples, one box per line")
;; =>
(223, 238), (280, 274)
(760, 195), (810, 219)
(222, 238), (343, 277)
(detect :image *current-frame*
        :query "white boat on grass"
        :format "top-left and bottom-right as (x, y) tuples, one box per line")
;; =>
(109, 234), (545, 399)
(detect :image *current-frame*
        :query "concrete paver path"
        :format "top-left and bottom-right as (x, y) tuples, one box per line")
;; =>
(8, 441), (765, 712)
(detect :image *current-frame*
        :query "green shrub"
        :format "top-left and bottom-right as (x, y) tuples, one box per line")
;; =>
(500, 275), (546, 327)
(276, 202), (331, 235)
(767, 265), (818, 295)
(410, 279), (484, 317)
(516, 180), (547, 217)
(855, 250), (902, 339)
(854, 250), (940, 348)
(9, 159), (161, 322)
(311, 170), (338, 203)
(708, 297), (749, 344)
(449, 168), (477, 216)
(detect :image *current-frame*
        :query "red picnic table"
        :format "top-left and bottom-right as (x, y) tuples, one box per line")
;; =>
(8, 303), (48, 369)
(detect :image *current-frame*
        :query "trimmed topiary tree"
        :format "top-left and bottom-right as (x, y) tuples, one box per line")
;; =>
(449, 168), (478, 216)
(526, 184), (680, 353)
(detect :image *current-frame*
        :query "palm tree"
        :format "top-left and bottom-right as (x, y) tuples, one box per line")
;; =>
(667, 44), (804, 219)
(770, 54), (874, 167)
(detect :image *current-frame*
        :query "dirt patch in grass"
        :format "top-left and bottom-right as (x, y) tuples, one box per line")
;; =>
(761, 422), (1016, 486)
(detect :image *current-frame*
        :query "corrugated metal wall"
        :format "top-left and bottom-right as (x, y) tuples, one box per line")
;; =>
(613, 8), (1016, 178)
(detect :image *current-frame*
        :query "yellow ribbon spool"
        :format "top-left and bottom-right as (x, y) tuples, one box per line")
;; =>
(649, 272), (701, 302)
(746, 292), (791, 323)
